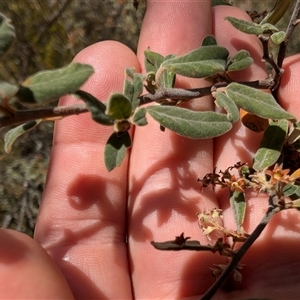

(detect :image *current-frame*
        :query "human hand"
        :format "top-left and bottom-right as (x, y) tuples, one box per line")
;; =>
(1, 1), (300, 299)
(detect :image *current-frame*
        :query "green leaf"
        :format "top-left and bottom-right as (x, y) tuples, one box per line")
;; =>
(144, 52), (177, 88)
(292, 199), (300, 211)
(286, 126), (300, 145)
(158, 70), (176, 88)
(202, 35), (217, 46)
(225, 17), (278, 35)
(260, 0), (292, 25)
(229, 191), (246, 233)
(211, 0), (232, 6)
(283, 183), (300, 198)
(0, 13), (16, 57)
(214, 92), (239, 122)
(105, 93), (132, 120)
(165, 54), (176, 60)
(0, 81), (19, 100)
(144, 49), (165, 73)
(125, 68), (135, 78)
(291, 122), (300, 149)
(290, 183), (300, 210)
(270, 31), (285, 45)
(132, 77), (143, 107)
(226, 83), (296, 121)
(147, 105), (232, 139)
(261, 23), (279, 33)
(253, 120), (288, 171)
(74, 90), (114, 125)
(123, 69), (135, 101)
(132, 107), (148, 126)
(18, 63), (94, 106)
(123, 68), (143, 110)
(155, 54), (176, 88)
(104, 131), (131, 171)
(292, 139), (300, 153)
(4, 120), (41, 153)
(160, 45), (229, 78)
(226, 50), (253, 71)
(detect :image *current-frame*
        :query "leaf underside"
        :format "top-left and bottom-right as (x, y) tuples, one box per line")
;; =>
(4, 120), (42, 153)
(74, 90), (114, 125)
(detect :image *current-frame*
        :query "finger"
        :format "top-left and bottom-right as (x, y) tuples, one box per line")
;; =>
(213, 8), (300, 298)
(228, 55), (300, 299)
(223, 56), (300, 299)
(128, 1), (223, 298)
(213, 6), (270, 233)
(35, 41), (140, 298)
(0, 229), (74, 298)
(278, 54), (300, 119)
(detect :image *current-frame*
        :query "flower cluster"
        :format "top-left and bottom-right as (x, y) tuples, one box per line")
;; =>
(198, 162), (249, 193)
(199, 162), (300, 197)
(250, 163), (300, 194)
(197, 208), (248, 244)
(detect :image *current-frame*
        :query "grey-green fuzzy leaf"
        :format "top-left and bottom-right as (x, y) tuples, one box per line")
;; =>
(123, 70), (143, 110)
(230, 190), (246, 233)
(226, 83), (295, 121)
(270, 31), (285, 45)
(226, 17), (278, 35)
(144, 49), (165, 73)
(104, 132), (131, 171)
(211, 0), (232, 6)
(74, 90), (114, 126)
(253, 120), (288, 171)
(132, 107), (148, 126)
(147, 105), (232, 139)
(18, 63), (94, 106)
(105, 93), (132, 120)
(4, 120), (41, 153)
(0, 81), (19, 101)
(161, 45), (229, 78)
(202, 35), (217, 46)
(158, 69), (176, 88)
(226, 50), (253, 71)
(214, 92), (239, 122)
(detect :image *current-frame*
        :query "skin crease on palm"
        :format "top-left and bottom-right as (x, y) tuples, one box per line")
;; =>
(1, 1), (300, 299)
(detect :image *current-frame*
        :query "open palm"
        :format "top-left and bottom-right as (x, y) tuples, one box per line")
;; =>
(1, 1), (300, 299)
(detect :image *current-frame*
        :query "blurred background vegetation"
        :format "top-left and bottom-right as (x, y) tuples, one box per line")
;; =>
(0, 0), (146, 236)
(0, 0), (298, 236)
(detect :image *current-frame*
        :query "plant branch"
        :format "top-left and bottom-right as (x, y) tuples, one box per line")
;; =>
(259, 34), (283, 92)
(0, 103), (88, 128)
(138, 79), (275, 105)
(0, 77), (275, 129)
(200, 194), (281, 300)
(259, 35), (282, 74)
(277, 0), (300, 68)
